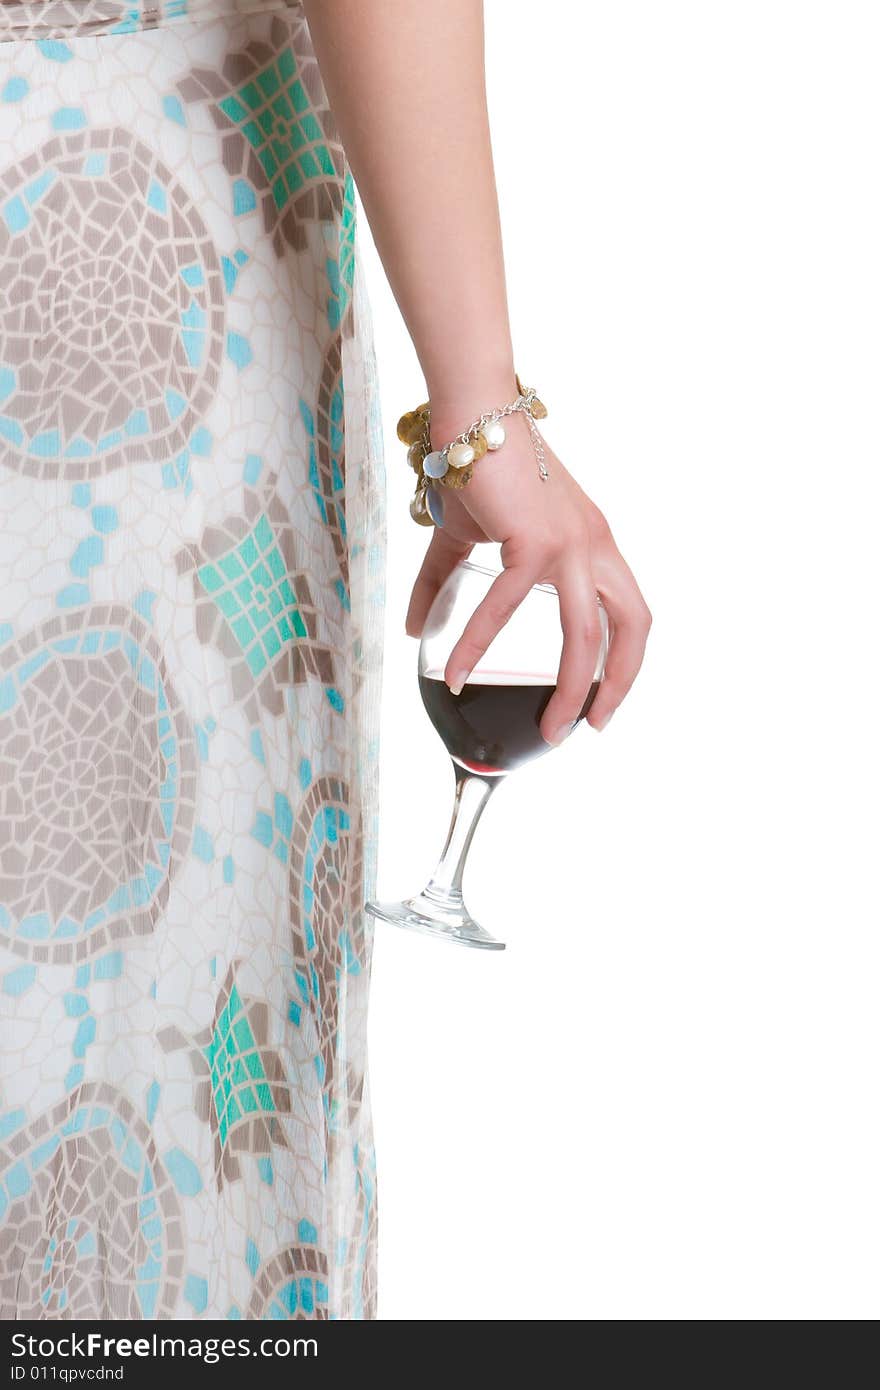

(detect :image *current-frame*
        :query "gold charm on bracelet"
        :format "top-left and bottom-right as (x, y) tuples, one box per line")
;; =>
(440, 462), (472, 490)
(397, 404), (429, 445)
(409, 485), (434, 526)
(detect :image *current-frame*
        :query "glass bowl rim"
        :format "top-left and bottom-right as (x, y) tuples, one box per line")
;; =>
(459, 558), (556, 595)
(459, 558), (605, 605)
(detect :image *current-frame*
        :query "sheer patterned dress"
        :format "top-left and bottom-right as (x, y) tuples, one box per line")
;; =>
(0, 0), (385, 1320)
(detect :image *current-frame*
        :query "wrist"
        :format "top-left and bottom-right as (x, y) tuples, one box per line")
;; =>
(426, 368), (519, 448)
(398, 377), (548, 529)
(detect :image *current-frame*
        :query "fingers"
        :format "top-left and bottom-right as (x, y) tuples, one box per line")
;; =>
(443, 562), (536, 694)
(537, 563), (603, 746)
(405, 530), (471, 637)
(412, 522), (651, 735)
(584, 581), (652, 731)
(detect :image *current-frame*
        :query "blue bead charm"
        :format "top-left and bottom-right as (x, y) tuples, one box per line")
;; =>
(423, 450), (449, 479)
(426, 483), (445, 526)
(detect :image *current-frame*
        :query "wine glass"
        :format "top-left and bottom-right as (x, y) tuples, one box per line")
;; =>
(366, 545), (609, 950)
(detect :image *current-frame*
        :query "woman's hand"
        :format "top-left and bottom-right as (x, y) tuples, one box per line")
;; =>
(405, 409), (651, 746)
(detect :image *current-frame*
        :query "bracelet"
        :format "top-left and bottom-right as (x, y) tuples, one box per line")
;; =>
(397, 373), (549, 528)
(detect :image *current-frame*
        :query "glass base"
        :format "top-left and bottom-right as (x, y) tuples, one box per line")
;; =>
(366, 892), (505, 951)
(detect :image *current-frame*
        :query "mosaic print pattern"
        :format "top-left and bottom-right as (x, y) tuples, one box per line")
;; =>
(0, 126), (225, 479)
(0, 1), (294, 43)
(0, 2), (385, 1321)
(307, 334), (350, 593)
(158, 960), (293, 1190)
(0, 3), (137, 43)
(175, 470), (339, 723)
(175, 10), (346, 258)
(0, 604), (198, 964)
(289, 773), (365, 1123)
(246, 1238), (329, 1320)
(0, 1082), (184, 1319)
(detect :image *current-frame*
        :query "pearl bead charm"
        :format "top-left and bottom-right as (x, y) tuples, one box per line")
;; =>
(423, 450), (449, 479)
(447, 441), (475, 469)
(480, 420), (506, 451)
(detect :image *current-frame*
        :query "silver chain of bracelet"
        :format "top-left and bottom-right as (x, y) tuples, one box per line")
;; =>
(445, 388), (549, 481)
(524, 410), (548, 481)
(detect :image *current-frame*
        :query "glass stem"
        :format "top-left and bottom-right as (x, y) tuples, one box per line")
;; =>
(420, 764), (500, 910)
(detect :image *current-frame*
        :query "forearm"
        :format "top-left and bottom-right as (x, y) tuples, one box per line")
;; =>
(303, 0), (516, 424)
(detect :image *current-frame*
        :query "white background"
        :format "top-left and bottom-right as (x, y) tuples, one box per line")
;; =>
(359, 1), (879, 1319)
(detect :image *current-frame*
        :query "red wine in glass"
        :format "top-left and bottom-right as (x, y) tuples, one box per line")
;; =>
(419, 672), (600, 776)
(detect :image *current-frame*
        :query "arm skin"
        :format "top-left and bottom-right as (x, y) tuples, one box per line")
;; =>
(303, 0), (651, 741)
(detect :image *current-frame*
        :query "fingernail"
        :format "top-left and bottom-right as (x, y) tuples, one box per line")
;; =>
(594, 710), (614, 732)
(547, 720), (577, 747)
(448, 671), (468, 696)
